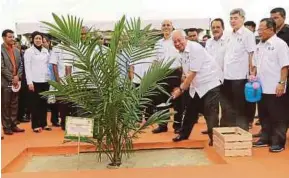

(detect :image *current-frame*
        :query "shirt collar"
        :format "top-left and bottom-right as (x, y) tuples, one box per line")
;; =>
(32, 45), (47, 53)
(263, 34), (277, 45)
(4, 43), (13, 50)
(160, 36), (172, 42)
(233, 26), (245, 35)
(183, 41), (191, 53)
(213, 34), (226, 42)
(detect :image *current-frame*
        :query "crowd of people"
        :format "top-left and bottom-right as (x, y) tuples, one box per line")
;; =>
(1, 7), (289, 153)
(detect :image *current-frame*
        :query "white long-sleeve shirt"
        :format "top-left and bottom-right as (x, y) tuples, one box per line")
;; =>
(24, 45), (50, 85)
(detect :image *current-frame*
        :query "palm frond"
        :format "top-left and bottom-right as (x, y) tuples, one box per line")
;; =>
(41, 14), (173, 167)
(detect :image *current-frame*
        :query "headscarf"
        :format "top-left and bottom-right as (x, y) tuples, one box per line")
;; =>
(31, 31), (43, 51)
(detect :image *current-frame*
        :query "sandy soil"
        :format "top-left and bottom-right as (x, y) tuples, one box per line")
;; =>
(22, 148), (212, 172)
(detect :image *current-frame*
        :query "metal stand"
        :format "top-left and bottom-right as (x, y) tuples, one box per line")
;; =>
(77, 132), (80, 170)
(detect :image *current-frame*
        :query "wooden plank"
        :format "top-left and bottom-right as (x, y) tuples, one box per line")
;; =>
(214, 136), (251, 149)
(213, 127), (252, 142)
(223, 149), (252, 157)
(214, 142), (252, 157)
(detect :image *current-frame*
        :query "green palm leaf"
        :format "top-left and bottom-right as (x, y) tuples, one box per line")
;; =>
(42, 13), (174, 167)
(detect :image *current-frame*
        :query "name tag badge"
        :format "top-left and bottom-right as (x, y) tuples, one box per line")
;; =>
(267, 46), (275, 51)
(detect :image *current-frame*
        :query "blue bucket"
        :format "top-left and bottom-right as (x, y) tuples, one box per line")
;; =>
(245, 81), (262, 103)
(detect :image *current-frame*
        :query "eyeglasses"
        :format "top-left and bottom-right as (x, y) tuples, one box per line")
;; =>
(257, 28), (270, 32)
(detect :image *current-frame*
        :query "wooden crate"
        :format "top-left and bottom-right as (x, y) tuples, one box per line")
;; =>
(213, 127), (252, 157)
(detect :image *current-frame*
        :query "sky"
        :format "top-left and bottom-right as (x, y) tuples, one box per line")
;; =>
(0, 0), (289, 36)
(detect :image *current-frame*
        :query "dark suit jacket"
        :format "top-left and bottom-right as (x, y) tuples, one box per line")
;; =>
(1, 44), (22, 87)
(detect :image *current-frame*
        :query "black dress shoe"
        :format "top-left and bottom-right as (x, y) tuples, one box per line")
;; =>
(201, 130), (208, 134)
(12, 126), (25, 133)
(43, 127), (52, 131)
(269, 145), (285, 153)
(152, 127), (168, 134)
(172, 135), (188, 142)
(4, 130), (13, 135)
(253, 139), (269, 147)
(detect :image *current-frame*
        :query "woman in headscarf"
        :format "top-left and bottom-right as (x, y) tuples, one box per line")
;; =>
(24, 31), (52, 133)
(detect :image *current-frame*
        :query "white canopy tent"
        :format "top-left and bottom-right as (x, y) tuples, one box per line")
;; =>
(1, 0), (289, 38)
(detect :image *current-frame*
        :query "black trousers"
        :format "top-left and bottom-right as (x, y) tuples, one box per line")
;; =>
(221, 79), (249, 131)
(149, 69), (183, 130)
(259, 94), (287, 147)
(286, 85), (289, 128)
(246, 102), (257, 124)
(181, 86), (220, 141)
(219, 85), (228, 127)
(49, 103), (59, 125)
(58, 102), (74, 129)
(17, 80), (31, 121)
(1, 86), (19, 131)
(30, 82), (49, 129)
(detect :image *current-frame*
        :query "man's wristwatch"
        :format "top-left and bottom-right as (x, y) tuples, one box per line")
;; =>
(278, 81), (286, 85)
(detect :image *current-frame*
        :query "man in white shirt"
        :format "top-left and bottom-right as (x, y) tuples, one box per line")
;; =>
(222, 8), (256, 131)
(49, 45), (75, 130)
(66, 26), (89, 76)
(151, 20), (183, 134)
(205, 18), (226, 71)
(171, 30), (222, 146)
(65, 26), (91, 118)
(252, 18), (289, 152)
(205, 18), (228, 128)
(270, 8), (289, 131)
